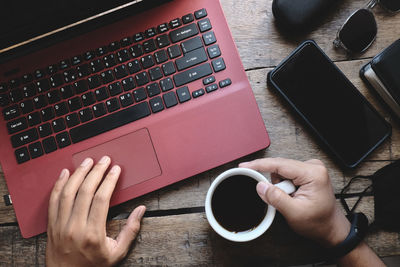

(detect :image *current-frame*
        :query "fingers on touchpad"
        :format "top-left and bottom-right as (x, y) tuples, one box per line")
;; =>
(72, 128), (161, 190)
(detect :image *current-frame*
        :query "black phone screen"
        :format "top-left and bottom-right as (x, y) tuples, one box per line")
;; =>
(270, 42), (391, 167)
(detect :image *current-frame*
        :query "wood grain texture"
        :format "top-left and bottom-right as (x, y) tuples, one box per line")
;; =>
(1, 0), (400, 265)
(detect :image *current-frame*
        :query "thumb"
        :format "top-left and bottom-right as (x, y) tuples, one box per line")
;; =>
(115, 205), (146, 258)
(256, 182), (296, 217)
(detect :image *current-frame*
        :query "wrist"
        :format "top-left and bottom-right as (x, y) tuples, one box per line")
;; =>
(323, 209), (351, 247)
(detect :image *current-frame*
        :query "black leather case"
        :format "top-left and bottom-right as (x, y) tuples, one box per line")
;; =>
(370, 39), (400, 104)
(272, 0), (338, 31)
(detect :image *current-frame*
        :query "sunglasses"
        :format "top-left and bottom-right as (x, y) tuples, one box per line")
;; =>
(334, 0), (400, 53)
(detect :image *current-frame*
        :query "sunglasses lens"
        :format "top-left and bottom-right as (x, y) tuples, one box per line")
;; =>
(339, 9), (377, 53)
(380, 0), (400, 12)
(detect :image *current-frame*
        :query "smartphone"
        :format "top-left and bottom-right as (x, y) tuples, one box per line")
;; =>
(267, 40), (391, 168)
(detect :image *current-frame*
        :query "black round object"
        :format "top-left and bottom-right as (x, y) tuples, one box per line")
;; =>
(339, 9), (377, 53)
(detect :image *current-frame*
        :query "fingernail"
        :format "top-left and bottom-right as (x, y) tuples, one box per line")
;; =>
(81, 158), (92, 167)
(99, 156), (110, 164)
(59, 169), (67, 179)
(239, 162), (249, 167)
(110, 165), (121, 174)
(256, 182), (269, 196)
(137, 206), (146, 219)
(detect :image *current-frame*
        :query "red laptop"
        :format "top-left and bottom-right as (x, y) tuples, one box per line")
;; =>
(0, 0), (270, 238)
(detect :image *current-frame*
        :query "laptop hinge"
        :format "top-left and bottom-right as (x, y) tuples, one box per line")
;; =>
(3, 194), (12, 206)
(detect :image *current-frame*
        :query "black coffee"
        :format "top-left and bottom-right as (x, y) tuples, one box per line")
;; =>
(211, 175), (267, 232)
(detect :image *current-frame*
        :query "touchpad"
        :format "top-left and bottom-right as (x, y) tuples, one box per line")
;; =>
(72, 128), (161, 191)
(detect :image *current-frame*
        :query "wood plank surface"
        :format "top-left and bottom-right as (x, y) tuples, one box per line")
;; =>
(1, 0), (400, 265)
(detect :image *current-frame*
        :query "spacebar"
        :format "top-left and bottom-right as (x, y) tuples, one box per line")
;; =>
(70, 102), (151, 143)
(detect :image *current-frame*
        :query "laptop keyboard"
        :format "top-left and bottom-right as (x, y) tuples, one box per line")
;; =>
(0, 8), (233, 164)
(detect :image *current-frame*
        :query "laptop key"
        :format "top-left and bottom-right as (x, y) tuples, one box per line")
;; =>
(130, 44), (144, 58)
(38, 123), (52, 138)
(198, 18), (212, 32)
(169, 18), (182, 29)
(203, 31), (217, 45)
(170, 23), (198, 43)
(59, 59), (70, 70)
(162, 62), (176, 76)
(103, 54), (117, 68)
(50, 73), (64, 88)
(33, 95), (47, 109)
(84, 51), (95, 61)
(182, 13), (194, 24)
(168, 45), (182, 59)
(27, 112), (41, 126)
(114, 65), (129, 79)
(157, 23), (169, 34)
(0, 94), (9, 107)
(155, 50), (168, 64)
(76, 64), (91, 78)
(160, 77), (174, 92)
(117, 49), (131, 63)
(60, 85), (74, 99)
(156, 35), (170, 48)
(21, 73), (33, 84)
(173, 63), (213, 87)
(9, 78), (20, 89)
(36, 79), (51, 93)
(163, 91), (178, 108)
(149, 97), (164, 113)
(22, 84), (36, 98)
(207, 44), (221, 59)
(28, 142), (44, 159)
(108, 41), (120, 52)
(106, 98), (120, 113)
(43, 136), (57, 154)
(177, 86), (191, 103)
(141, 55), (155, 69)
(52, 118), (66, 133)
(81, 92), (95, 106)
(120, 37), (132, 47)
(54, 102), (68, 117)
(181, 37), (203, 54)
(56, 132), (71, 148)
(34, 69), (45, 80)
(41, 107), (55, 122)
(149, 67), (163, 81)
(96, 46), (107, 57)
(90, 59), (104, 73)
(20, 100), (34, 114)
(133, 33), (145, 43)
(7, 117), (28, 134)
(69, 101), (151, 143)
(133, 88), (147, 102)
(108, 82), (123, 96)
(47, 90), (61, 104)
(100, 70), (115, 84)
(120, 93), (134, 107)
(194, 8), (207, 19)
(192, 88), (205, 98)
(203, 76), (216, 85)
(65, 113), (80, 128)
(122, 77), (136, 91)
(63, 69), (77, 83)
(15, 147), (30, 164)
(87, 75), (101, 90)
(71, 55), (82, 65)
(11, 128), (39, 148)
(206, 83), (218, 93)
(10, 88), (23, 103)
(212, 58), (226, 72)
(94, 87), (109, 101)
(74, 80), (89, 94)
(93, 103), (107, 118)
(146, 83), (161, 97)
(219, 78), (232, 88)
(176, 47), (208, 71)
(0, 83), (7, 93)
(127, 59), (142, 74)
(3, 105), (20, 120)
(135, 72), (149, 86)
(79, 108), (93, 123)
(145, 28), (157, 38)
(68, 97), (82, 112)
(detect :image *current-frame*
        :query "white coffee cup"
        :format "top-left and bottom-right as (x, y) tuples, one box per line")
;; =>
(205, 168), (296, 242)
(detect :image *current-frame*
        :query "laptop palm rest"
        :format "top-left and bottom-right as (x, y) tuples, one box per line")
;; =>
(72, 128), (162, 191)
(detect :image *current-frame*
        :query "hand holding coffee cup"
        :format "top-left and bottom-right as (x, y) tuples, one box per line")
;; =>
(205, 167), (296, 242)
(206, 158), (352, 246)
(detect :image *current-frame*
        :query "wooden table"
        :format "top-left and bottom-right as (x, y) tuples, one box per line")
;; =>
(1, 0), (400, 265)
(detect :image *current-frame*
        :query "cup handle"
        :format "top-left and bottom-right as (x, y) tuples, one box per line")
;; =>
(275, 180), (296, 194)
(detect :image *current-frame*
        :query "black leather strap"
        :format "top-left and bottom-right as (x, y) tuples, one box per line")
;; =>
(328, 213), (369, 259)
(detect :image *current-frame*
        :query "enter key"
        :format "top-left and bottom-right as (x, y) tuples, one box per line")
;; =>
(176, 47), (208, 71)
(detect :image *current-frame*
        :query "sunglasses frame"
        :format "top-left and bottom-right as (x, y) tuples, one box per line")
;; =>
(333, 0), (399, 53)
